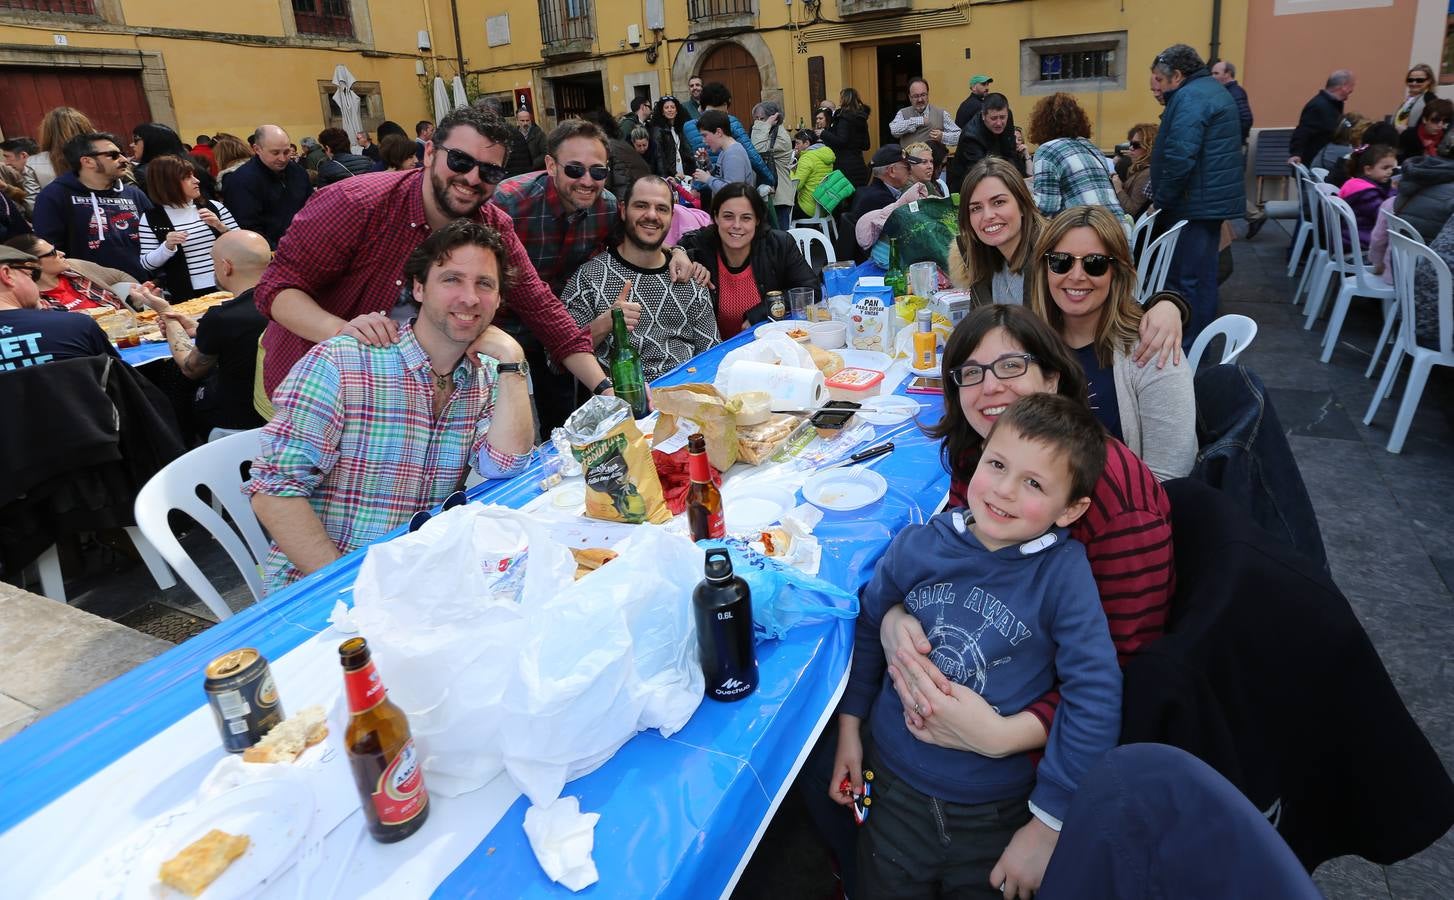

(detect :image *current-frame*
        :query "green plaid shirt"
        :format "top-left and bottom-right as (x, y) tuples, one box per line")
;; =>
(1032, 137), (1127, 219)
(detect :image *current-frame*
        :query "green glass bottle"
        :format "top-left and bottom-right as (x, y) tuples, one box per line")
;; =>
(886, 237), (907, 299)
(609, 307), (650, 419)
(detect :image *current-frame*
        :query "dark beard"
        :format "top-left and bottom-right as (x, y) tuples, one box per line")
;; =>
(624, 224), (666, 254)
(430, 167), (485, 218)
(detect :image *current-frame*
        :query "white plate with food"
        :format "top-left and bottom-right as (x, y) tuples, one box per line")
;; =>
(123, 775), (315, 899)
(723, 483), (798, 533)
(753, 320), (811, 343)
(803, 467), (889, 511)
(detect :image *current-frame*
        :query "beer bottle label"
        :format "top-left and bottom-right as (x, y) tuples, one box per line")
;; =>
(344, 661), (386, 713)
(373, 739), (429, 825)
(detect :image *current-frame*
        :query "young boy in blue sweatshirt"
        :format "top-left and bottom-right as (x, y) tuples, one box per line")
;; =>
(833, 393), (1122, 898)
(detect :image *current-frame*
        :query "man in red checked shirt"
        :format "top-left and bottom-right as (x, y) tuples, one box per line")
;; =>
(252, 105), (613, 420)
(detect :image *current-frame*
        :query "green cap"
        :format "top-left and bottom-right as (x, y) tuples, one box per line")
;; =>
(970, 75), (993, 86)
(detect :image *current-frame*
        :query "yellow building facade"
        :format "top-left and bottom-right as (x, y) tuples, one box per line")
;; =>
(0, 0), (434, 146)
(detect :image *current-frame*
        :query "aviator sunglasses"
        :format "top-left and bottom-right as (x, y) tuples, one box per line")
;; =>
(1044, 251), (1117, 277)
(440, 147), (509, 184)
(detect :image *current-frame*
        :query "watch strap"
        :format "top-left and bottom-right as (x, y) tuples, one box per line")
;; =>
(592, 376), (613, 395)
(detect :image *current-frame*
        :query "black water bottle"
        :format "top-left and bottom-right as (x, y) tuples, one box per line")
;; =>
(693, 548), (758, 701)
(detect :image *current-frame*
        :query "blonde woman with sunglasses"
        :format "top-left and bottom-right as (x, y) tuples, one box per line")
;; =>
(1028, 205), (1196, 480)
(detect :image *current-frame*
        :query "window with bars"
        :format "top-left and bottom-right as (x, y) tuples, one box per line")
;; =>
(1039, 49), (1116, 82)
(539, 0), (593, 46)
(687, 0), (754, 19)
(0, 0), (97, 13)
(293, 0), (354, 38)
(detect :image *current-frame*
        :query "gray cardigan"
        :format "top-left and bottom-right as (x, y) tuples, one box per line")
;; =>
(1112, 342), (1197, 481)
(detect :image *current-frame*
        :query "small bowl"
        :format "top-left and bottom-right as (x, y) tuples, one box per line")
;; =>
(807, 321), (848, 349)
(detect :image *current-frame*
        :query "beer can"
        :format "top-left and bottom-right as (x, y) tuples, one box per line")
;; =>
(204, 648), (284, 753)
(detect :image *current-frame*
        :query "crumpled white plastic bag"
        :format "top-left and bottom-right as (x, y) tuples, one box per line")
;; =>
(348, 505), (705, 807)
(714, 332), (817, 396)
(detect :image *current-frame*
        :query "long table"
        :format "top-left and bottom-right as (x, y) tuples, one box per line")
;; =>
(1, 330), (950, 898)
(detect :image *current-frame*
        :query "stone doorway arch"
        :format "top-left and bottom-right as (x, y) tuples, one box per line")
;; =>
(671, 34), (780, 109)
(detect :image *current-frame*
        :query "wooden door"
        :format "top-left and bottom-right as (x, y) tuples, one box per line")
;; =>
(698, 42), (762, 115)
(845, 45), (878, 156)
(0, 67), (152, 141)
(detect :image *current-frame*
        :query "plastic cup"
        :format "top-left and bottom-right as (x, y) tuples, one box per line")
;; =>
(789, 287), (814, 320)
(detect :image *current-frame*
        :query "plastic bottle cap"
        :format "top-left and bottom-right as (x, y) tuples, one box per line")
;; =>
(917, 309), (932, 330)
(703, 548), (734, 582)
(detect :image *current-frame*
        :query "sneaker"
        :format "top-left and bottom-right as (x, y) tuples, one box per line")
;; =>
(1246, 215), (1267, 240)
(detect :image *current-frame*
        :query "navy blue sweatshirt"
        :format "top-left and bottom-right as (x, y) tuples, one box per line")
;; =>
(842, 508), (1122, 822)
(31, 172), (152, 279)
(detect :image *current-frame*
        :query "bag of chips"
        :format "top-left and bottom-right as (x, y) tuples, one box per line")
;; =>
(565, 396), (671, 525)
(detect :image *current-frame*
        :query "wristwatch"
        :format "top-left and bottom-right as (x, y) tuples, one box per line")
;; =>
(592, 376), (613, 395)
(497, 359), (529, 379)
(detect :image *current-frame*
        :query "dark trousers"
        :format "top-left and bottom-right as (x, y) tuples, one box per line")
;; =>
(858, 745), (1031, 899)
(1163, 218), (1223, 349)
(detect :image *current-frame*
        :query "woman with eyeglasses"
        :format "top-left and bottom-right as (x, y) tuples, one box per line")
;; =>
(1397, 97), (1454, 163)
(649, 95), (693, 180)
(1028, 205), (1196, 481)
(1394, 64), (1438, 133)
(949, 158), (1185, 367)
(1113, 123), (1157, 219)
(677, 182), (814, 338)
(4, 233), (129, 312)
(138, 155), (238, 300)
(129, 122), (187, 194)
(876, 303), (1173, 887)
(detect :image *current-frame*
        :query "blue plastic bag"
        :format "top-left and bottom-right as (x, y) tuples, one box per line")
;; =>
(698, 539), (859, 641)
(822, 259), (886, 299)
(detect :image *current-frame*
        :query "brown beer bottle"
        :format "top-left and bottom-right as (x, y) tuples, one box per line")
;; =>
(339, 637), (430, 843)
(685, 432), (724, 540)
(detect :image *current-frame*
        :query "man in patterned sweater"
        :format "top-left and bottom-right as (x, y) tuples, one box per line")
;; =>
(561, 176), (718, 381)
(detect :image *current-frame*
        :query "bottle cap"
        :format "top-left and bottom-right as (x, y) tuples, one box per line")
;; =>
(703, 547), (734, 582)
(917, 309), (932, 329)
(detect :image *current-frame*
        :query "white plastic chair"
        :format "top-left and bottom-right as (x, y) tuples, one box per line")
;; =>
(1304, 194), (1396, 364)
(31, 528), (176, 604)
(1363, 232), (1454, 453)
(1130, 208), (1160, 266)
(133, 428), (270, 620)
(789, 226), (836, 265)
(793, 199), (839, 243)
(1364, 211), (1424, 378)
(1291, 182), (1339, 308)
(1135, 219), (1186, 302)
(1286, 163), (1317, 278)
(1310, 167), (1329, 182)
(1187, 314), (1259, 371)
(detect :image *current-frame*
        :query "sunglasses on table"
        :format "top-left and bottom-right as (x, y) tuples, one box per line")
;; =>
(560, 161), (611, 181)
(440, 147), (509, 184)
(1044, 251), (1118, 277)
(85, 150), (125, 161)
(950, 353), (1040, 387)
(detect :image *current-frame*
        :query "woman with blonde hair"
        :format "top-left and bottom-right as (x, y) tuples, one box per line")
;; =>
(1027, 205), (1196, 479)
(36, 106), (93, 179)
(1395, 64), (1438, 133)
(212, 135), (252, 191)
(948, 157), (1186, 366)
(1113, 123), (1157, 219)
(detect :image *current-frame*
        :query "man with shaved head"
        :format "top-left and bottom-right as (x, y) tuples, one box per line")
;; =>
(223, 124), (312, 248)
(137, 228), (274, 437)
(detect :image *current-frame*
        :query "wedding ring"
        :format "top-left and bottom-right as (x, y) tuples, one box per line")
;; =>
(913, 703), (924, 716)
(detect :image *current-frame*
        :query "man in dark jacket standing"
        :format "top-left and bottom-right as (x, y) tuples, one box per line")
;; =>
(506, 108), (547, 177)
(954, 74), (993, 129)
(1289, 70), (1356, 168)
(1150, 44), (1245, 346)
(946, 94), (1023, 192)
(223, 124), (313, 249)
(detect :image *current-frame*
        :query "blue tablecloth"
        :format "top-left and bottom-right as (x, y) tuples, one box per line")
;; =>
(2, 331), (951, 897)
(119, 342), (171, 366)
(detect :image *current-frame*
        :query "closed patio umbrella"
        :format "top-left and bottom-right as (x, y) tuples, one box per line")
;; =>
(432, 77), (451, 124)
(451, 75), (470, 111)
(331, 64), (364, 153)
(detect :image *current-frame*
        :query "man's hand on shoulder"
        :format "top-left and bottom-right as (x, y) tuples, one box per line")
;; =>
(669, 248), (710, 286)
(468, 325), (525, 366)
(337, 311), (398, 347)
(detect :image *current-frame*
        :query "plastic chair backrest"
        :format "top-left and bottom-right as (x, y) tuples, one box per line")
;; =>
(133, 428), (269, 620)
(1188, 314), (1259, 371)
(1322, 194), (1379, 284)
(1388, 232), (1454, 355)
(1382, 210), (1422, 244)
(788, 226), (836, 265)
(1130, 208), (1160, 264)
(1136, 219), (1186, 301)
(1307, 182), (1338, 253)
(1310, 167), (1329, 182)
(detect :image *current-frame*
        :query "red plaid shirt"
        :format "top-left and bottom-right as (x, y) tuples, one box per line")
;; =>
(489, 172), (616, 296)
(255, 169), (592, 395)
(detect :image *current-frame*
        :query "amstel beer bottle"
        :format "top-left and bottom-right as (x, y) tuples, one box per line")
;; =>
(339, 637), (430, 843)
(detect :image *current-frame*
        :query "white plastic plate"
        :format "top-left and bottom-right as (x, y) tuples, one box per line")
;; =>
(123, 777), (315, 900)
(803, 467), (889, 511)
(723, 483), (798, 533)
(857, 395), (922, 426)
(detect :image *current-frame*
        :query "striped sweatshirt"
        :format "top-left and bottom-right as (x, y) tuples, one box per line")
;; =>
(949, 435), (1173, 730)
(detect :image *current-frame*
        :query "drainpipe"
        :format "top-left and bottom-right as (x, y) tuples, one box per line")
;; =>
(1210, 0), (1222, 63)
(450, 0), (465, 75)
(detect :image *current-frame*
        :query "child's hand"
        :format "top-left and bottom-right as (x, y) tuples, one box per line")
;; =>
(829, 717), (864, 806)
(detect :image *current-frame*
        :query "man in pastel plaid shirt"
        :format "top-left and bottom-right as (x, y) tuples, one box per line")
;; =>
(245, 221), (533, 591)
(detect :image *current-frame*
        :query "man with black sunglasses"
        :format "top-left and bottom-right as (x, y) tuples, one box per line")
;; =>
(254, 106), (611, 421)
(32, 132), (153, 280)
(0, 244), (117, 370)
(492, 119), (701, 433)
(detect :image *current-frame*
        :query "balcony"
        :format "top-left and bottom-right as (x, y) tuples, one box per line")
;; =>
(687, 0), (755, 38)
(539, 0), (595, 59)
(836, 0), (912, 19)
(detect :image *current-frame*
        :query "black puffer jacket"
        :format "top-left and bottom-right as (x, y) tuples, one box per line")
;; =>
(821, 108), (871, 188)
(947, 113), (1024, 194)
(677, 226), (817, 325)
(1392, 154), (1454, 240)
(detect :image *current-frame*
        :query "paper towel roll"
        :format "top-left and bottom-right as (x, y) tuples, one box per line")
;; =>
(724, 361), (826, 411)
